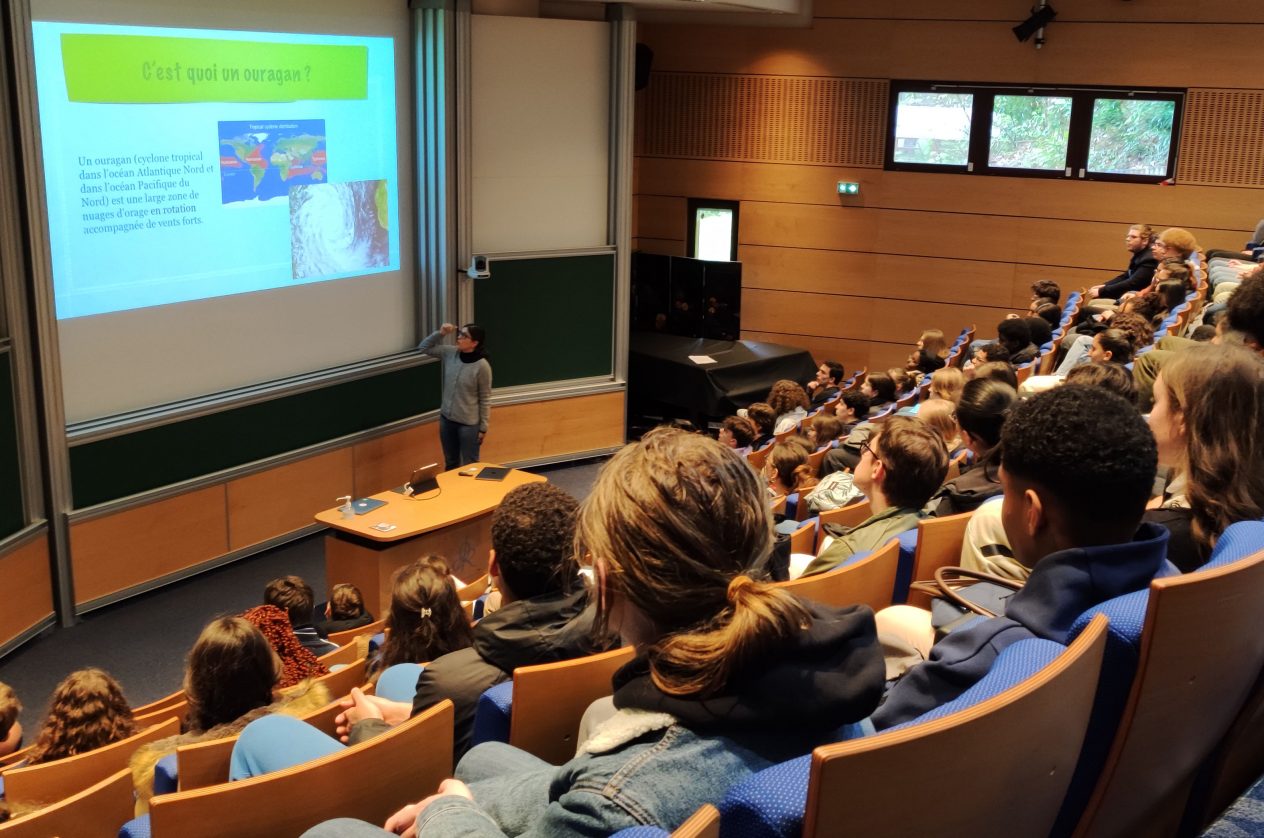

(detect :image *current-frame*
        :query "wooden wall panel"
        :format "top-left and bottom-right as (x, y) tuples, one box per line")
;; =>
(0, 536), (54, 647)
(70, 486), (228, 605)
(353, 424), (446, 499)
(480, 391), (625, 462)
(639, 20), (1260, 89)
(636, 238), (685, 256)
(635, 195), (687, 241)
(814, 0), (1260, 21)
(636, 158), (1263, 238)
(227, 448), (354, 551)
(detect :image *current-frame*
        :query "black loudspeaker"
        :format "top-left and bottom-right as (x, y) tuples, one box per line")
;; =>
(635, 43), (653, 91)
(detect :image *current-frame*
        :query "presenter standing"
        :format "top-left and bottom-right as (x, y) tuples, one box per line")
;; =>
(419, 323), (491, 469)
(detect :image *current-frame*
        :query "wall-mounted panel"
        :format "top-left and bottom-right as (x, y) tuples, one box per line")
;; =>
(70, 363), (439, 509)
(0, 535), (54, 650)
(637, 74), (886, 166)
(70, 485), (228, 605)
(471, 16), (610, 253)
(473, 255), (616, 388)
(1178, 90), (1264, 188)
(227, 447), (353, 551)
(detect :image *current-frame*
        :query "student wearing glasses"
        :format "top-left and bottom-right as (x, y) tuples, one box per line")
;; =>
(800, 416), (948, 578)
(419, 323), (492, 469)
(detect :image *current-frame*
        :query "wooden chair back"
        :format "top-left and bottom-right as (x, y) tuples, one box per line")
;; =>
(769, 494), (787, 516)
(131, 689), (185, 717)
(1015, 362), (1034, 385)
(510, 646), (636, 765)
(176, 692), (351, 792)
(317, 640), (363, 668)
(673, 804), (720, 838)
(149, 701), (455, 838)
(894, 390), (917, 410)
(1072, 547), (1264, 838)
(0, 768), (134, 838)
(310, 657), (368, 699)
(325, 617), (386, 648)
(773, 427), (796, 445)
(840, 368), (867, 393)
(1184, 665), (1264, 832)
(2, 717), (180, 807)
(776, 538), (900, 613)
(746, 445), (771, 471)
(803, 615), (1109, 838)
(906, 510), (976, 609)
(815, 500), (870, 552)
(0, 744), (32, 769)
(807, 447), (827, 478)
(789, 520), (816, 555)
(133, 698), (189, 730)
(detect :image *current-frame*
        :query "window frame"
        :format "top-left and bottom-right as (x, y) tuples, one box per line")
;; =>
(886, 80), (1184, 184)
(686, 198), (740, 262)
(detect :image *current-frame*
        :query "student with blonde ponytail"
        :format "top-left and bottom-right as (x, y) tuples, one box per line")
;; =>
(302, 427), (885, 838)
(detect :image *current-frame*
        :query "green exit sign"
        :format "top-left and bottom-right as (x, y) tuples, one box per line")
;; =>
(837, 181), (860, 195)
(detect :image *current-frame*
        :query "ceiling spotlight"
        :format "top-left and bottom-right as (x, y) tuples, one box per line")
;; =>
(1013, 3), (1057, 45)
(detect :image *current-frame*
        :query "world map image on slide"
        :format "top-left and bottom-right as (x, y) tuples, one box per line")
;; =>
(219, 118), (327, 204)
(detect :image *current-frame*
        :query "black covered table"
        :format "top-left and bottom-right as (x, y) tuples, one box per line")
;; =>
(629, 332), (818, 419)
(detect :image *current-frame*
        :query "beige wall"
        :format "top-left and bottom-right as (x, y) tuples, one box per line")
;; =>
(633, 1), (1264, 373)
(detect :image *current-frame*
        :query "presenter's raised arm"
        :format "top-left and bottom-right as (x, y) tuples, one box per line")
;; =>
(418, 325), (456, 357)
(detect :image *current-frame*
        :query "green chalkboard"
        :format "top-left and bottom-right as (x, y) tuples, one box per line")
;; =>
(472, 254), (615, 388)
(0, 353), (24, 538)
(70, 363), (440, 509)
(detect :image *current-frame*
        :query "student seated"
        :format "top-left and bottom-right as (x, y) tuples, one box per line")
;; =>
(264, 575), (339, 657)
(906, 329), (948, 375)
(802, 416), (948, 578)
(1144, 343), (1264, 572)
(872, 385), (1170, 729)
(24, 669), (136, 766)
(916, 399), (966, 460)
(860, 371), (897, 412)
(1063, 362), (1138, 405)
(373, 556), (474, 674)
(717, 415), (756, 455)
(0, 681), (21, 758)
(129, 616), (330, 812)
(767, 379), (811, 433)
(964, 341), (1011, 375)
(997, 318), (1038, 365)
(241, 605), (329, 687)
(745, 402), (777, 450)
(331, 483), (597, 762)
(834, 390), (870, 436)
(764, 438), (817, 519)
(296, 428), (885, 838)
(806, 360), (844, 405)
(315, 583), (375, 636)
(924, 379), (1017, 517)
(806, 413), (843, 451)
(971, 360), (1019, 389)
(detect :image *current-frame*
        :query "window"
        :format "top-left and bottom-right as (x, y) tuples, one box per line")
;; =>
(687, 199), (739, 261)
(887, 81), (1182, 182)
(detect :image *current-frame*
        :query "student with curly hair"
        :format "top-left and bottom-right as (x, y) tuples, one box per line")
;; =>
(24, 669), (136, 765)
(766, 379), (810, 433)
(301, 428), (884, 838)
(744, 402), (777, 450)
(874, 386), (1169, 730)
(375, 556), (474, 672)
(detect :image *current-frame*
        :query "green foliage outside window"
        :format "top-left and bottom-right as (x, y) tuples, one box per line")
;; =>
(1088, 99), (1175, 176)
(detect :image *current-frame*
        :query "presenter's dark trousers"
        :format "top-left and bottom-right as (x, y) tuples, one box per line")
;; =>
(439, 415), (481, 469)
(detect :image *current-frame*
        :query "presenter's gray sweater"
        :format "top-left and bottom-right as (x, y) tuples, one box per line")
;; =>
(419, 330), (492, 431)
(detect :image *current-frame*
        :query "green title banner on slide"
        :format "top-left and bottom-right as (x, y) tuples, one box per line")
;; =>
(60, 34), (368, 103)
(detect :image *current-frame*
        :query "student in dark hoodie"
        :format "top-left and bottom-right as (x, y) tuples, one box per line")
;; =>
(924, 378), (1017, 517)
(873, 385), (1172, 730)
(263, 576), (338, 657)
(295, 428), (884, 838)
(229, 482), (599, 773)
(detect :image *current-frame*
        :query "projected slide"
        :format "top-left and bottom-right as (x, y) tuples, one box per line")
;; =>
(30, 23), (399, 320)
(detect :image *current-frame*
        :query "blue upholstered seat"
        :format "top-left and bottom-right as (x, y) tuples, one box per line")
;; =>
(717, 638), (1066, 838)
(469, 679), (514, 750)
(892, 528), (919, 604)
